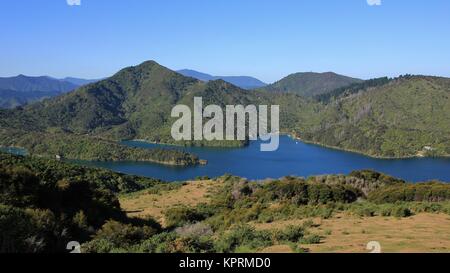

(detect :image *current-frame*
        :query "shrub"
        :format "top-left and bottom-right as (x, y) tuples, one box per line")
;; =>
(0, 205), (37, 253)
(368, 182), (450, 203)
(392, 207), (413, 218)
(215, 225), (272, 253)
(274, 225), (305, 242)
(259, 179), (359, 205)
(175, 223), (213, 238)
(82, 238), (117, 253)
(0, 167), (40, 207)
(299, 234), (322, 244)
(356, 207), (376, 217)
(257, 211), (274, 223)
(0, 205), (69, 253)
(164, 206), (206, 228)
(92, 220), (158, 248)
(173, 236), (215, 253)
(138, 232), (178, 253)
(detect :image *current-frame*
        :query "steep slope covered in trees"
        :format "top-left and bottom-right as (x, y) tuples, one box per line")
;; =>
(1, 61), (449, 158)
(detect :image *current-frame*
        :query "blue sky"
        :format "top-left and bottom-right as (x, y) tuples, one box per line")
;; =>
(1, 0), (449, 83)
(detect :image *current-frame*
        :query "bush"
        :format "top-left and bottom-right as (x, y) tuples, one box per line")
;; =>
(0, 205), (72, 253)
(392, 207), (413, 218)
(0, 167), (40, 207)
(91, 220), (158, 249)
(274, 225), (305, 242)
(299, 234), (322, 244)
(215, 225), (272, 253)
(257, 211), (274, 223)
(368, 182), (450, 203)
(175, 223), (213, 238)
(258, 179), (359, 205)
(138, 232), (178, 253)
(82, 238), (117, 253)
(164, 207), (206, 228)
(0, 205), (37, 253)
(173, 236), (215, 253)
(355, 207), (376, 217)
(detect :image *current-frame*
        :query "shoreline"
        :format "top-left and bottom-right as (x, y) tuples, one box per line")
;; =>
(126, 138), (247, 149)
(285, 132), (450, 160)
(127, 134), (450, 160)
(0, 145), (201, 167)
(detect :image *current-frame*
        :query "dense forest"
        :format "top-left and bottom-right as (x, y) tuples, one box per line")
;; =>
(295, 76), (450, 158)
(0, 129), (200, 166)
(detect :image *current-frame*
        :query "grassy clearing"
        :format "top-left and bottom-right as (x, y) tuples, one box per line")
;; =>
(255, 213), (450, 253)
(119, 180), (222, 226)
(120, 175), (450, 253)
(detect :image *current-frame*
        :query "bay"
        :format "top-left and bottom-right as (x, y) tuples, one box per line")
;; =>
(75, 135), (450, 182)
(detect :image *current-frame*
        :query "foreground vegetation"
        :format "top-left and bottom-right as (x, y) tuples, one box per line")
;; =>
(1, 153), (450, 253)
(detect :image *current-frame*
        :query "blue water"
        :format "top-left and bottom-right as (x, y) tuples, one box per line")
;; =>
(75, 135), (450, 183)
(0, 147), (27, 156)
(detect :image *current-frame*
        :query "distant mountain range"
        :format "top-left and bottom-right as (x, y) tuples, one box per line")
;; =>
(0, 75), (100, 108)
(60, 77), (101, 86)
(177, 69), (267, 89)
(0, 75), (78, 93)
(260, 72), (363, 97)
(0, 70), (363, 109)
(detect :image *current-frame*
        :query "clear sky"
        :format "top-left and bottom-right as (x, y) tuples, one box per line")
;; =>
(1, 0), (449, 83)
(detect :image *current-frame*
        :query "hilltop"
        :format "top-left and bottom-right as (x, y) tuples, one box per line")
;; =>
(60, 77), (101, 86)
(260, 72), (362, 97)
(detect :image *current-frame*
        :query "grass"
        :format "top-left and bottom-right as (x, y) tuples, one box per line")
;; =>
(119, 178), (450, 253)
(119, 180), (223, 226)
(306, 213), (450, 253)
(253, 213), (450, 253)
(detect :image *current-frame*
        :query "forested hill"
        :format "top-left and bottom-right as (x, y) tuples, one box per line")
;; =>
(260, 72), (363, 97)
(296, 75), (450, 158)
(1, 61), (260, 144)
(1, 60), (450, 159)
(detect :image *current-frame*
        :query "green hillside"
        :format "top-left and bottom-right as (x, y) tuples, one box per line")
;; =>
(0, 129), (199, 166)
(296, 76), (450, 157)
(0, 61), (257, 161)
(1, 61), (449, 159)
(261, 72), (362, 97)
(3, 61), (256, 143)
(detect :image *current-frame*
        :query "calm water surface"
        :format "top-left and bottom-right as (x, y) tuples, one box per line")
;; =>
(75, 136), (450, 182)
